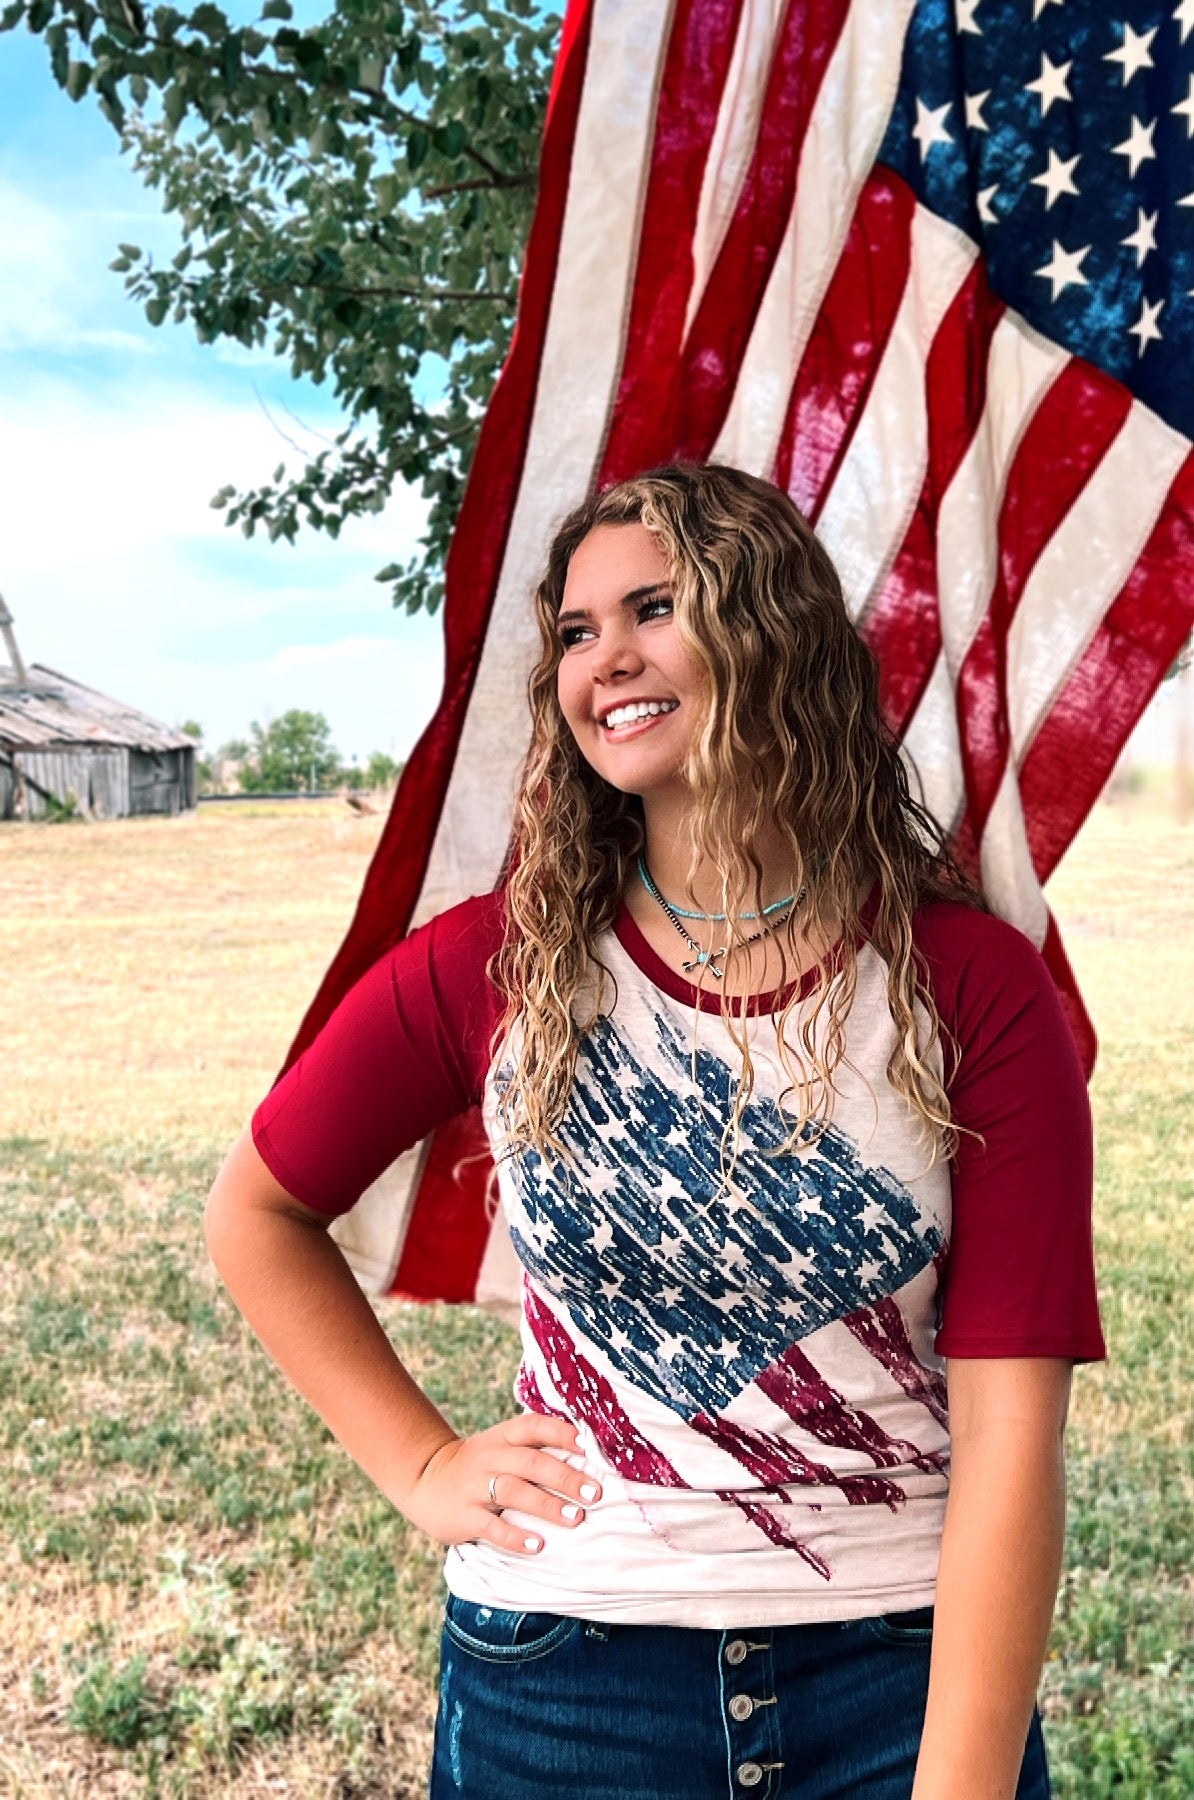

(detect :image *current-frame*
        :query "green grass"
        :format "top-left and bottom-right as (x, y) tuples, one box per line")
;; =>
(0, 800), (1190, 1794)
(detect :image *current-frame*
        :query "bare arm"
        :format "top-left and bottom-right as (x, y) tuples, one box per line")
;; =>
(912, 1357), (1072, 1800)
(203, 1128), (601, 1552)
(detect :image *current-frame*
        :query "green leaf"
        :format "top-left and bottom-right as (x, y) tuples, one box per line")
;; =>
(292, 34), (324, 72)
(26, 0), (52, 29)
(434, 119), (467, 160)
(405, 126), (429, 172)
(163, 83), (185, 128)
(374, 172), (399, 216)
(260, 0), (291, 15)
(117, 242), (142, 259)
(48, 25), (69, 86)
(190, 3), (225, 39)
(65, 59), (92, 100)
(144, 295), (169, 326)
(0, 3), (26, 32)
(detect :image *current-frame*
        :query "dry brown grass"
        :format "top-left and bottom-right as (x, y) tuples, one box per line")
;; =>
(0, 794), (1190, 1795)
(0, 802), (386, 1152)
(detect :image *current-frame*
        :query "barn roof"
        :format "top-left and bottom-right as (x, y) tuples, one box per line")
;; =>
(0, 664), (195, 753)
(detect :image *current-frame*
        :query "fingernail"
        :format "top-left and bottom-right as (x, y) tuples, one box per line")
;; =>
(524, 1536), (541, 1551)
(561, 1503), (581, 1521)
(580, 1483), (598, 1501)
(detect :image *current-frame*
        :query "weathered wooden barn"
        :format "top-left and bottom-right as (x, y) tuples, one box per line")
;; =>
(0, 662), (196, 821)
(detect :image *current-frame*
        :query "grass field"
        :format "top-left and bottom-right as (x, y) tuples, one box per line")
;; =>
(0, 799), (1190, 1796)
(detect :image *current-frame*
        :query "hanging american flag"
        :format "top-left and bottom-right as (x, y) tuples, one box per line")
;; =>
(284, 0), (1194, 1306)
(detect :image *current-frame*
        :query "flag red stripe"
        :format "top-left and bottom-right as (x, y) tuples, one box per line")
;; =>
(1019, 450), (1194, 884)
(773, 167), (916, 519)
(955, 360), (1131, 844)
(389, 1108), (494, 1302)
(862, 257), (1003, 738)
(670, 0), (852, 462)
(281, 1), (596, 1068)
(1041, 909), (1097, 1079)
(597, 0), (746, 486)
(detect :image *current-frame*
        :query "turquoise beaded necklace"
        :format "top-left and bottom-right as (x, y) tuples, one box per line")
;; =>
(635, 855), (805, 981)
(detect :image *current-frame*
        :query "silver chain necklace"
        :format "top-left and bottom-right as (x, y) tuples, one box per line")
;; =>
(636, 859), (805, 981)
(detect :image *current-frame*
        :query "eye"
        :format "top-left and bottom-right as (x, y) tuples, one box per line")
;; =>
(638, 594), (673, 623)
(557, 623), (591, 649)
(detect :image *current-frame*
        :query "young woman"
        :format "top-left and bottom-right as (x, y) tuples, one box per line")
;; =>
(205, 463), (1104, 1800)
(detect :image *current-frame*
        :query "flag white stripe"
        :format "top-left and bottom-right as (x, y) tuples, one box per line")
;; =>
(474, 1209), (523, 1326)
(900, 654), (962, 836)
(1008, 402), (1189, 760)
(329, 1140), (428, 1294)
(414, 0), (678, 921)
(979, 766), (1049, 944)
(815, 207), (977, 622)
(711, 0), (917, 477)
(936, 316), (1068, 672)
(898, 317), (1068, 843)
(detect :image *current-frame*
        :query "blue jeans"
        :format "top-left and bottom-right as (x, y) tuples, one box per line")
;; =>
(430, 1596), (1051, 1799)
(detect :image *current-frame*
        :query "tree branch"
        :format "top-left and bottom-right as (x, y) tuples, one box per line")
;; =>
(423, 173), (532, 198)
(254, 277), (516, 302)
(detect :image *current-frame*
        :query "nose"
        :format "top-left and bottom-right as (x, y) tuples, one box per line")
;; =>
(590, 615), (645, 686)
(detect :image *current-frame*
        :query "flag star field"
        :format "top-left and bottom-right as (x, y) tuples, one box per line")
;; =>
(880, 0), (1194, 432)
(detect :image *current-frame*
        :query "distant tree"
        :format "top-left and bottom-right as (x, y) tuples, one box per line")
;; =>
(179, 717), (215, 788)
(239, 709), (340, 791)
(364, 748), (401, 789)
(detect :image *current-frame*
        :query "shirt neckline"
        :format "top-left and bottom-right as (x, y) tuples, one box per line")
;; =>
(611, 882), (880, 1017)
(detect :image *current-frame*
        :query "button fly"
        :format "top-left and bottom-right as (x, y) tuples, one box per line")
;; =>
(728, 1693), (754, 1722)
(724, 1638), (748, 1666)
(737, 1763), (764, 1788)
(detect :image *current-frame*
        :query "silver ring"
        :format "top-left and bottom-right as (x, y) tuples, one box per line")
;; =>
(486, 1473), (500, 1507)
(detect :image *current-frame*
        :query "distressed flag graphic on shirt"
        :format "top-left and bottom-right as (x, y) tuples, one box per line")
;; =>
(505, 1010), (943, 1418)
(282, 0), (1194, 1306)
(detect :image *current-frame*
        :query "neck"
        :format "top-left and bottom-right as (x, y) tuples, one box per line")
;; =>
(639, 794), (803, 915)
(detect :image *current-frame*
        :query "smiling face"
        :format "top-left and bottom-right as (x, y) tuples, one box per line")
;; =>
(554, 522), (707, 801)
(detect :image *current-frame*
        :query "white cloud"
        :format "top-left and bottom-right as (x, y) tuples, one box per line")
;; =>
(0, 172), (162, 355)
(1, 366), (441, 759)
(0, 368), (426, 570)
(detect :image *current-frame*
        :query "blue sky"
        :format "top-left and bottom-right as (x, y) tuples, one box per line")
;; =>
(0, 22), (444, 762)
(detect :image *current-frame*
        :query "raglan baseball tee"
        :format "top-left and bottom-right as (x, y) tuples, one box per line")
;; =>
(252, 889), (1104, 1628)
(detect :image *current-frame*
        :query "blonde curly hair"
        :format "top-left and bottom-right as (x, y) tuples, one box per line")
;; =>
(488, 462), (985, 1191)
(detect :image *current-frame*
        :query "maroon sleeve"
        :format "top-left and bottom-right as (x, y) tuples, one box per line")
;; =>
(251, 890), (506, 1217)
(913, 903), (1106, 1362)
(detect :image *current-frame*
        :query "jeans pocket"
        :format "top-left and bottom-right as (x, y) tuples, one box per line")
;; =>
(862, 1604), (935, 1646)
(442, 1595), (581, 1665)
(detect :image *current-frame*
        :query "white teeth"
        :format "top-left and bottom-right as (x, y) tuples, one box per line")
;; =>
(603, 699), (678, 729)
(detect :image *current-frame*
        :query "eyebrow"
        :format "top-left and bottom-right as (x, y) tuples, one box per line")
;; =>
(556, 582), (671, 631)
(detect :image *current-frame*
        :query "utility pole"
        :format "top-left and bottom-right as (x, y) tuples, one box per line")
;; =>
(0, 592), (28, 685)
